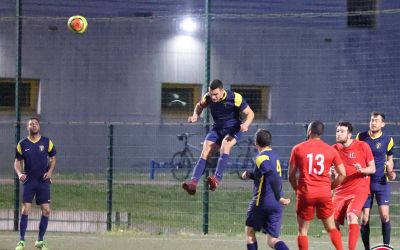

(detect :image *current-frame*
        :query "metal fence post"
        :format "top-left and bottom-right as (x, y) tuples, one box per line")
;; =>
(107, 124), (114, 231)
(202, 0), (211, 235)
(13, 0), (22, 232)
(202, 168), (209, 235)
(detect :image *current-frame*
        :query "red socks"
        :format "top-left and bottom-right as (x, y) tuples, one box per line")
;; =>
(329, 228), (343, 250)
(297, 235), (308, 250)
(348, 224), (360, 250)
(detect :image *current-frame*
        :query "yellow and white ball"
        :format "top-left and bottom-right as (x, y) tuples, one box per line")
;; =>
(67, 15), (88, 34)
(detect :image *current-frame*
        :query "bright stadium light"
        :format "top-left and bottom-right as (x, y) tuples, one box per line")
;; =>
(179, 17), (198, 33)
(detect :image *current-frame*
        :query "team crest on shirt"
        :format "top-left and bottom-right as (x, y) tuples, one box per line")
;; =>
(371, 244), (393, 250)
(375, 142), (382, 149)
(39, 145), (45, 152)
(349, 152), (356, 159)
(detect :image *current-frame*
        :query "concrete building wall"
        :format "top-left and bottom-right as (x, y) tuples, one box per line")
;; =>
(0, 0), (399, 173)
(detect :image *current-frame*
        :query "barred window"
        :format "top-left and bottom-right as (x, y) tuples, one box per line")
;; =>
(347, 0), (377, 28)
(0, 78), (40, 114)
(161, 83), (202, 118)
(231, 85), (270, 120)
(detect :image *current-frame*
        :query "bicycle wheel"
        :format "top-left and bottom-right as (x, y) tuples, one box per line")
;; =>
(170, 151), (193, 181)
(235, 154), (256, 179)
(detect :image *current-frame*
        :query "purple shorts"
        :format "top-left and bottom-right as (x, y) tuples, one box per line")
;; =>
(246, 204), (283, 238)
(205, 125), (242, 145)
(363, 181), (391, 208)
(23, 179), (51, 205)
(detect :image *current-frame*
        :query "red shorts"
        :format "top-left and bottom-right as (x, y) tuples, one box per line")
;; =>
(333, 192), (369, 225)
(296, 195), (333, 221)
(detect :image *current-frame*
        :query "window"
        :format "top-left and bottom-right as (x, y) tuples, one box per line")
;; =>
(0, 78), (40, 114)
(347, 0), (377, 28)
(161, 83), (202, 118)
(231, 85), (270, 120)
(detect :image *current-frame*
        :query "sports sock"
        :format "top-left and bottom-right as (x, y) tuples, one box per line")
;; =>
(246, 241), (257, 250)
(382, 221), (391, 245)
(191, 158), (207, 182)
(297, 235), (308, 250)
(348, 224), (360, 250)
(38, 215), (49, 241)
(329, 228), (343, 250)
(19, 214), (28, 241)
(274, 240), (289, 250)
(214, 153), (229, 181)
(360, 223), (370, 250)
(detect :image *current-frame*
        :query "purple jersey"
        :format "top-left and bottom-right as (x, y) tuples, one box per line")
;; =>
(356, 131), (394, 183)
(250, 149), (283, 208)
(246, 148), (284, 237)
(200, 90), (248, 129)
(16, 136), (56, 180)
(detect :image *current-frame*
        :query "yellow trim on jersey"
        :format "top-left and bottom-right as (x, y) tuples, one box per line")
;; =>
(48, 140), (54, 153)
(256, 155), (270, 168)
(27, 136), (41, 143)
(276, 160), (282, 177)
(199, 93), (208, 107)
(368, 130), (382, 139)
(387, 138), (394, 152)
(234, 92), (243, 107)
(220, 90), (227, 101)
(17, 143), (22, 155)
(256, 175), (264, 206)
(355, 133), (360, 140)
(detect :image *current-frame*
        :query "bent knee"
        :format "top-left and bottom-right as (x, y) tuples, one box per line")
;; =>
(21, 208), (31, 215)
(380, 214), (390, 222)
(201, 144), (218, 158)
(346, 212), (359, 223)
(245, 227), (256, 243)
(41, 208), (51, 216)
(246, 235), (256, 244)
(361, 218), (369, 225)
(266, 236), (279, 248)
(361, 215), (369, 225)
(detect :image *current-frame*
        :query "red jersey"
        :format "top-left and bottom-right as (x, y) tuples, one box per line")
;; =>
(332, 140), (374, 195)
(289, 139), (343, 198)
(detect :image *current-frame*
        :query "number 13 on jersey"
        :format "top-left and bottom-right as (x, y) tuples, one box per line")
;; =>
(307, 153), (325, 175)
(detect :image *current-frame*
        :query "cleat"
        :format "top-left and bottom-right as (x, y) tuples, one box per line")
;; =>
(35, 240), (49, 250)
(207, 176), (219, 191)
(15, 241), (25, 250)
(182, 181), (196, 195)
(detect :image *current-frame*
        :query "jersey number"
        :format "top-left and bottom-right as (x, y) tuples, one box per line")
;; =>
(276, 160), (282, 177)
(306, 153), (325, 175)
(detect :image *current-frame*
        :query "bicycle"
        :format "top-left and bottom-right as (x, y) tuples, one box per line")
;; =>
(234, 137), (257, 178)
(170, 132), (200, 181)
(170, 132), (221, 181)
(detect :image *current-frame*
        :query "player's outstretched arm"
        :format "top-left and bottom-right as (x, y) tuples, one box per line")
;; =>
(240, 106), (254, 132)
(187, 102), (204, 123)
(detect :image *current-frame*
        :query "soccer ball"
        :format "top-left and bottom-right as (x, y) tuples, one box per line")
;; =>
(67, 15), (88, 34)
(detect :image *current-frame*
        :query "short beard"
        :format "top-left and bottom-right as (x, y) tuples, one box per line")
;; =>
(30, 130), (39, 136)
(336, 138), (347, 144)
